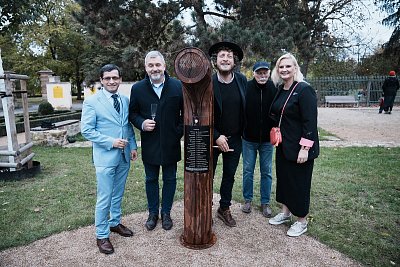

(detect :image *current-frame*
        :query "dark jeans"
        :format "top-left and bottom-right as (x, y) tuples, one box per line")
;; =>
(144, 163), (177, 215)
(213, 135), (242, 209)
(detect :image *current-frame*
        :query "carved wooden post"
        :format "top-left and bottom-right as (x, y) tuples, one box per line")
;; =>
(175, 47), (216, 249)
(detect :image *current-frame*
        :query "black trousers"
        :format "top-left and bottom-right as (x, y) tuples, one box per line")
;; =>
(213, 135), (242, 209)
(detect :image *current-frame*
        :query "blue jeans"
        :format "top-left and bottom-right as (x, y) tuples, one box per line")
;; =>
(242, 139), (273, 205)
(144, 163), (177, 215)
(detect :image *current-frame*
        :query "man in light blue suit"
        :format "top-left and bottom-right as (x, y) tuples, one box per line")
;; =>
(81, 64), (138, 254)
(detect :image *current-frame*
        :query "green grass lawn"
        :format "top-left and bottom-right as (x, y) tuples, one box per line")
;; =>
(0, 145), (399, 267)
(318, 127), (339, 140)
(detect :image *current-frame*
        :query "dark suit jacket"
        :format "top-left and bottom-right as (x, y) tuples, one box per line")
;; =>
(270, 81), (319, 161)
(129, 72), (183, 165)
(212, 72), (247, 141)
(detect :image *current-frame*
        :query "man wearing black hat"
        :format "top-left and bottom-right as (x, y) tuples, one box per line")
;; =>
(208, 41), (247, 227)
(241, 61), (277, 218)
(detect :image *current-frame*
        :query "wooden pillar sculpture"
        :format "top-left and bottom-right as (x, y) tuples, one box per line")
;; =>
(174, 47), (216, 249)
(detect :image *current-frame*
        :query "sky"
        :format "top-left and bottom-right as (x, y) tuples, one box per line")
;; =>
(361, 1), (393, 46)
(350, 0), (394, 59)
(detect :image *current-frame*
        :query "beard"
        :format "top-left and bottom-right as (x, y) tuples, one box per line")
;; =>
(216, 63), (234, 73)
(150, 72), (163, 82)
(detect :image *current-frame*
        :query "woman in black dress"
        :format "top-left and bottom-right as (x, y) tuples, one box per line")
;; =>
(268, 53), (319, 237)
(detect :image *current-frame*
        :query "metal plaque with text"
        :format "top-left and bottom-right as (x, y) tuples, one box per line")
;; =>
(184, 125), (210, 173)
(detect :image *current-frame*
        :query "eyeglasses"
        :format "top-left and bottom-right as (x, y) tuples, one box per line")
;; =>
(102, 76), (120, 81)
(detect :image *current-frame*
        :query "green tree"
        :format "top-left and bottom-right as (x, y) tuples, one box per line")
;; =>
(0, 32), (45, 95)
(0, 0), (46, 33)
(356, 47), (396, 75)
(375, 0), (400, 69)
(21, 0), (89, 99)
(308, 48), (358, 77)
(182, 0), (366, 77)
(74, 0), (186, 81)
(1, 0), (90, 98)
(183, 0), (295, 72)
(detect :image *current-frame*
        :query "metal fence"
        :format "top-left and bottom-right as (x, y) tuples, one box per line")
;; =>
(307, 75), (399, 106)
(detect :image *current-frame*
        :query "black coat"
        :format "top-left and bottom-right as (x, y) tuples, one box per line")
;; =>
(382, 77), (399, 96)
(270, 81), (319, 161)
(212, 72), (247, 141)
(243, 78), (277, 143)
(129, 72), (183, 165)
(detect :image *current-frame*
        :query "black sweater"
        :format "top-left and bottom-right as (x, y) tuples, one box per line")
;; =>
(212, 72), (247, 141)
(243, 79), (277, 143)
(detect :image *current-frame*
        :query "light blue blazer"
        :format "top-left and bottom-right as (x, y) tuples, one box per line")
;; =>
(81, 89), (137, 167)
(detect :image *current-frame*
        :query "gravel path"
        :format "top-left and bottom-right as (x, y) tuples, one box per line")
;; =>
(0, 194), (362, 267)
(318, 107), (400, 147)
(2, 107), (398, 267)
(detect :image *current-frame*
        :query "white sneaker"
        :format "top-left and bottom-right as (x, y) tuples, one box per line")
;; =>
(268, 213), (291, 225)
(287, 221), (308, 237)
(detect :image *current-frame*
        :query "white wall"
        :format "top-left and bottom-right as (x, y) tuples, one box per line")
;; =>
(83, 82), (136, 100)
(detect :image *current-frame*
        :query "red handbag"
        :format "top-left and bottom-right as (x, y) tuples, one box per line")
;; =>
(270, 127), (282, 146)
(270, 82), (300, 147)
(379, 97), (384, 107)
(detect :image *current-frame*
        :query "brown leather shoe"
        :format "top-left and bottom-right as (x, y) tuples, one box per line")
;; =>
(217, 207), (237, 227)
(96, 238), (114, 254)
(110, 224), (134, 237)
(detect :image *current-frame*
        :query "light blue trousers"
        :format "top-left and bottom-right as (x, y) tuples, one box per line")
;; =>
(95, 159), (130, 239)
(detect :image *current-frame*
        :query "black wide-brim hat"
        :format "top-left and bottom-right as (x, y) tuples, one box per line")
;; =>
(208, 41), (244, 61)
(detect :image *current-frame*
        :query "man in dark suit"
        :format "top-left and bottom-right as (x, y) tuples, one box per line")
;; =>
(81, 64), (138, 254)
(129, 51), (183, 231)
(208, 41), (247, 227)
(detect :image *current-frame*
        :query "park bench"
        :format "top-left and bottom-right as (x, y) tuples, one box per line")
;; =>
(324, 95), (359, 107)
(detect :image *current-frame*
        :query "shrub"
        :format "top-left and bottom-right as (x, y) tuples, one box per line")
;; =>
(38, 101), (54, 115)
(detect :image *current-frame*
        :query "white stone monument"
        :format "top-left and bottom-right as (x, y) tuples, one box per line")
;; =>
(46, 82), (72, 110)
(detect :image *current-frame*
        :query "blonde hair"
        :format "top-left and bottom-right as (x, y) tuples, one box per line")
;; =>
(271, 53), (304, 87)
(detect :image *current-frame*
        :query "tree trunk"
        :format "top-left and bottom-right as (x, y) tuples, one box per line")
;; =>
(75, 61), (83, 100)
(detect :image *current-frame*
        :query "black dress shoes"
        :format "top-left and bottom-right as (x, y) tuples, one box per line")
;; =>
(110, 224), (134, 237)
(96, 238), (114, 254)
(145, 213), (159, 231)
(161, 213), (173, 230)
